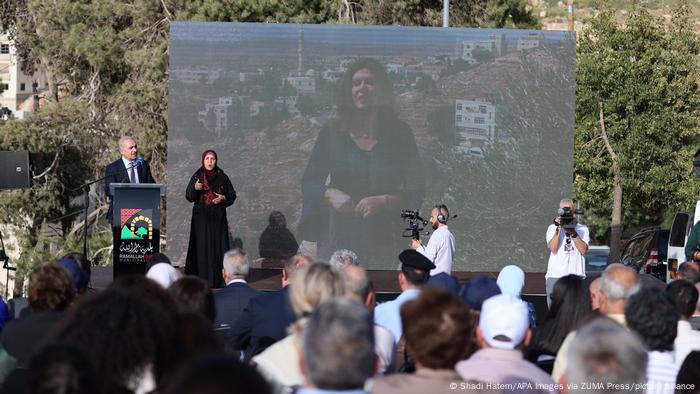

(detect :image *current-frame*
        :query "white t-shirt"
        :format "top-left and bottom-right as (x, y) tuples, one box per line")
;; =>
(416, 225), (456, 276)
(545, 223), (589, 279)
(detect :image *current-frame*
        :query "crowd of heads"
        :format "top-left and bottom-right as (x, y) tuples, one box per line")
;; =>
(0, 247), (699, 394)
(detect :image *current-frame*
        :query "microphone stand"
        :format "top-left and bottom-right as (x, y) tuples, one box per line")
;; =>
(71, 160), (142, 259)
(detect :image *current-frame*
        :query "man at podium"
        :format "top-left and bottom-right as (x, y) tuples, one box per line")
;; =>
(104, 136), (156, 223)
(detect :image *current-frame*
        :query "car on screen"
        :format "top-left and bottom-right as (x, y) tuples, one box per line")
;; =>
(621, 227), (669, 281)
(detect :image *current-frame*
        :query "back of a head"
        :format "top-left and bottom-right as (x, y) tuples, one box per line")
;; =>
(302, 297), (374, 390)
(625, 287), (679, 352)
(56, 258), (90, 294)
(167, 354), (272, 394)
(341, 264), (371, 302)
(600, 264), (640, 306)
(459, 276), (501, 311)
(46, 288), (175, 394)
(678, 262), (700, 284)
(567, 317), (647, 394)
(400, 288), (472, 369)
(539, 275), (592, 355)
(223, 248), (249, 277)
(283, 254), (312, 282)
(28, 345), (97, 394)
(666, 279), (699, 320)
(171, 312), (223, 366)
(479, 294), (529, 350)
(496, 265), (525, 298)
(290, 262), (345, 317)
(146, 263), (183, 289)
(146, 252), (172, 272)
(109, 275), (177, 314)
(168, 276), (216, 322)
(676, 351), (700, 392)
(329, 249), (359, 270)
(28, 263), (74, 312)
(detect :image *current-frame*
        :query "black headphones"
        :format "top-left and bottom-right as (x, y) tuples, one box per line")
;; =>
(434, 204), (448, 224)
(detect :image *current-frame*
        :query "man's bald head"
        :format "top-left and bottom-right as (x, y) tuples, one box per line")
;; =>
(341, 265), (371, 303)
(600, 264), (640, 314)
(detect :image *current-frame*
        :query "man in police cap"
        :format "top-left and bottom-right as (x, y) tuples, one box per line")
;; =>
(374, 249), (435, 344)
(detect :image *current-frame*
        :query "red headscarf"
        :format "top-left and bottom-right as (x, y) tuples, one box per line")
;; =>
(199, 149), (220, 206)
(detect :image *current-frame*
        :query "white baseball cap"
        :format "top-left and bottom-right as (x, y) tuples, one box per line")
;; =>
(479, 294), (529, 350)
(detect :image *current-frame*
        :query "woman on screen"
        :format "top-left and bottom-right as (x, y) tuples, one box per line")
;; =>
(185, 150), (237, 287)
(299, 58), (425, 267)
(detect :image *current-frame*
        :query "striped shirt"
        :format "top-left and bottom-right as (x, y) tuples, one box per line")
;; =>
(646, 351), (679, 394)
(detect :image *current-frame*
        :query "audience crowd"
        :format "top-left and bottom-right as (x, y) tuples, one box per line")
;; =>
(0, 247), (699, 394)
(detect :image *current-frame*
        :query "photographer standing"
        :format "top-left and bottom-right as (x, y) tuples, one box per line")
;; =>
(545, 199), (589, 306)
(411, 204), (456, 275)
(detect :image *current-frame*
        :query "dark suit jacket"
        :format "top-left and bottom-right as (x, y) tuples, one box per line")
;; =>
(104, 157), (156, 223)
(213, 281), (260, 330)
(228, 287), (297, 362)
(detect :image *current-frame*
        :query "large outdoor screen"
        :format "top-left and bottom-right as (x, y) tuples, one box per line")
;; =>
(167, 22), (575, 272)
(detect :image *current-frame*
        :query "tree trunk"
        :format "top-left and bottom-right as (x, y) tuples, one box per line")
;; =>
(599, 102), (623, 263)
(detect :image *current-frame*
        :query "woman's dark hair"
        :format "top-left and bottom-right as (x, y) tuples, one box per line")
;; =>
(61, 252), (91, 276)
(28, 345), (97, 394)
(166, 354), (272, 394)
(335, 57), (395, 124)
(109, 274), (177, 314)
(171, 313), (223, 368)
(676, 350), (700, 393)
(168, 276), (216, 322)
(626, 287), (679, 352)
(532, 275), (592, 355)
(44, 288), (176, 394)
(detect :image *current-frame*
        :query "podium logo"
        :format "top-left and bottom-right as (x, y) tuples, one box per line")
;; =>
(120, 208), (154, 240)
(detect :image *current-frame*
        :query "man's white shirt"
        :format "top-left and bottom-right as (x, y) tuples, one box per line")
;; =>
(121, 156), (140, 183)
(545, 222), (589, 279)
(416, 225), (456, 276)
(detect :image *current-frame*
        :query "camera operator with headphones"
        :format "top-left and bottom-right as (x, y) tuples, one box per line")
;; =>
(410, 204), (456, 276)
(545, 198), (589, 306)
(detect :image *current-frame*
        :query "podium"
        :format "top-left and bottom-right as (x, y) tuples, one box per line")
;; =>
(109, 183), (166, 277)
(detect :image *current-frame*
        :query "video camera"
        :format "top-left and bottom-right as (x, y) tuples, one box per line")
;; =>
(557, 207), (584, 230)
(401, 209), (428, 240)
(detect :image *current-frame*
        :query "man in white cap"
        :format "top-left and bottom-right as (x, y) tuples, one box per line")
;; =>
(455, 294), (557, 393)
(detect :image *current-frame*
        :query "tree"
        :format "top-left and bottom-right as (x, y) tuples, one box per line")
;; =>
(574, 7), (700, 262)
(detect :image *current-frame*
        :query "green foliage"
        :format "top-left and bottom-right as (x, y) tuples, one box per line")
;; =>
(574, 6), (700, 238)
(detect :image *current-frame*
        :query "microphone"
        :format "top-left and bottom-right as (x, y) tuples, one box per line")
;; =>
(133, 156), (145, 167)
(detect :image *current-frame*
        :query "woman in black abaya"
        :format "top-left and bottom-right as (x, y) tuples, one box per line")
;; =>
(185, 150), (236, 288)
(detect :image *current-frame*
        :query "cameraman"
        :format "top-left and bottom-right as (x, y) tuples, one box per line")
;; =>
(410, 204), (456, 275)
(545, 199), (589, 306)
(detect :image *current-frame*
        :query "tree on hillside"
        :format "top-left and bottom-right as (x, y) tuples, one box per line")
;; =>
(574, 6), (700, 262)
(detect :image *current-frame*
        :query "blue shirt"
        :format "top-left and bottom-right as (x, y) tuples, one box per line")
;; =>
(374, 288), (420, 343)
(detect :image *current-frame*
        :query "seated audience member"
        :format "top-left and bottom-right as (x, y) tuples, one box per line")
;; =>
(56, 257), (90, 296)
(497, 265), (537, 328)
(677, 261), (700, 284)
(27, 345), (97, 394)
(43, 288), (175, 394)
(168, 276), (216, 322)
(166, 354), (272, 394)
(214, 248), (259, 331)
(455, 294), (556, 392)
(375, 250), (434, 344)
(425, 272), (460, 295)
(171, 312), (224, 368)
(526, 275), (592, 370)
(666, 280), (700, 364)
(0, 263), (74, 373)
(0, 297), (9, 332)
(552, 263), (639, 382)
(252, 262), (345, 394)
(371, 288), (472, 394)
(259, 211), (299, 269)
(341, 264), (395, 374)
(565, 317), (648, 393)
(675, 351), (700, 394)
(297, 298), (375, 394)
(229, 254), (311, 362)
(458, 276), (501, 358)
(146, 261), (183, 289)
(329, 249), (359, 270)
(626, 287), (680, 394)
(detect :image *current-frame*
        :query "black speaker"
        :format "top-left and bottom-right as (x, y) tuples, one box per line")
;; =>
(0, 151), (31, 189)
